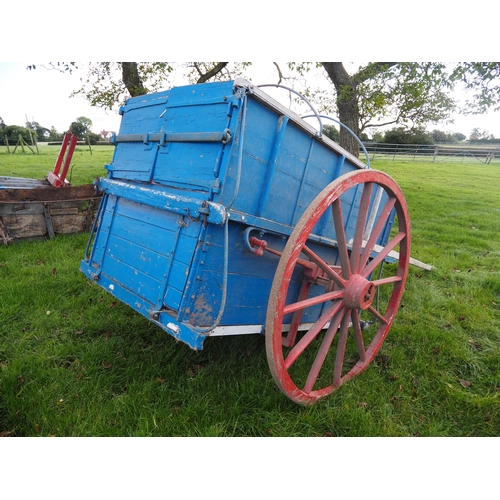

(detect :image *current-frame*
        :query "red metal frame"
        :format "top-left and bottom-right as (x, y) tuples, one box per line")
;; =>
(47, 133), (79, 187)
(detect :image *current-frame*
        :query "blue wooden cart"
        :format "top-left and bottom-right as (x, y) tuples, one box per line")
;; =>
(80, 78), (412, 404)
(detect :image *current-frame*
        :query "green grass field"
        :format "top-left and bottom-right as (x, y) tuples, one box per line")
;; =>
(1, 145), (499, 436)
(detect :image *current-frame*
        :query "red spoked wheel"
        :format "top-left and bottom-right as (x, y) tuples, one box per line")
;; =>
(265, 169), (411, 405)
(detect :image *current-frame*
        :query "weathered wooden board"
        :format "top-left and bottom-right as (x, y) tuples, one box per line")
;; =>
(0, 183), (98, 202)
(0, 183), (102, 245)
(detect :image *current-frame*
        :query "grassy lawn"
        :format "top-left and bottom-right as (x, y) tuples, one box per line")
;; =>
(1, 145), (499, 437)
(0, 143), (111, 183)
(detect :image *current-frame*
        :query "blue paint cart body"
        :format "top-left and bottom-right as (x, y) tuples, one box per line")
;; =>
(81, 79), (411, 404)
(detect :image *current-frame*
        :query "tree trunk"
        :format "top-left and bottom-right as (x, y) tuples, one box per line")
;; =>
(121, 62), (147, 97)
(195, 62), (228, 83)
(321, 62), (360, 157)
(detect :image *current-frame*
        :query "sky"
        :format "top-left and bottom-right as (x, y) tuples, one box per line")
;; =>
(1, 61), (500, 140)
(0, 62), (122, 136)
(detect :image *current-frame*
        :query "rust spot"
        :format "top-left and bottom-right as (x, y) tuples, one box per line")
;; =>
(189, 295), (214, 327)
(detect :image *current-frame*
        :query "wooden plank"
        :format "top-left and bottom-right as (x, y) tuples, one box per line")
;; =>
(51, 214), (87, 233)
(0, 213), (47, 238)
(347, 238), (433, 271)
(50, 207), (79, 216)
(371, 242), (433, 271)
(0, 183), (100, 203)
(0, 184), (102, 244)
(0, 203), (44, 215)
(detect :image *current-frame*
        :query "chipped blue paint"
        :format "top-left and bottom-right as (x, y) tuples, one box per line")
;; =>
(97, 178), (227, 225)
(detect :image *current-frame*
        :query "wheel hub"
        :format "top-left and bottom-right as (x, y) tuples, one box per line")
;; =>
(343, 274), (375, 310)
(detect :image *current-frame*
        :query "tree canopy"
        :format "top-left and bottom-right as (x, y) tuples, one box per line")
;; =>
(29, 62), (500, 156)
(67, 116), (102, 143)
(0, 124), (35, 145)
(450, 63), (500, 114)
(68, 116), (92, 140)
(26, 120), (50, 141)
(41, 62), (250, 110)
(382, 127), (434, 145)
(0, 114), (110, 144)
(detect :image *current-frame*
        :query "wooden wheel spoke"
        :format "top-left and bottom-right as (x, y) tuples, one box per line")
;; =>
(358, 196), (396, 271)
(283, 279), (311, 348)
(351, 309), (366, 362)
(332, 199), (351, 279)
(350, 182), (373, 274)
(284, 300), (343, 370)
(333, 310), (352, 387)
(283, 290), (344, 315)
(367, 305), (388, 324)
(371, 275), (402, 287)
(301, 244), (346, 287)
(303, 308), (346, 394)
(362, 231), (406, 278)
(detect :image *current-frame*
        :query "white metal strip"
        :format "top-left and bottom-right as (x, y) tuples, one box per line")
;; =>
(208, 322), (321, 337)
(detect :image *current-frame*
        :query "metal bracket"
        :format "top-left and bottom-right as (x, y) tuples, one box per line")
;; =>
(111, 130), (232, 145)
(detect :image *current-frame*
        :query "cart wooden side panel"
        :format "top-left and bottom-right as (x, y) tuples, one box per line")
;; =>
(81, 79), (395, 351)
